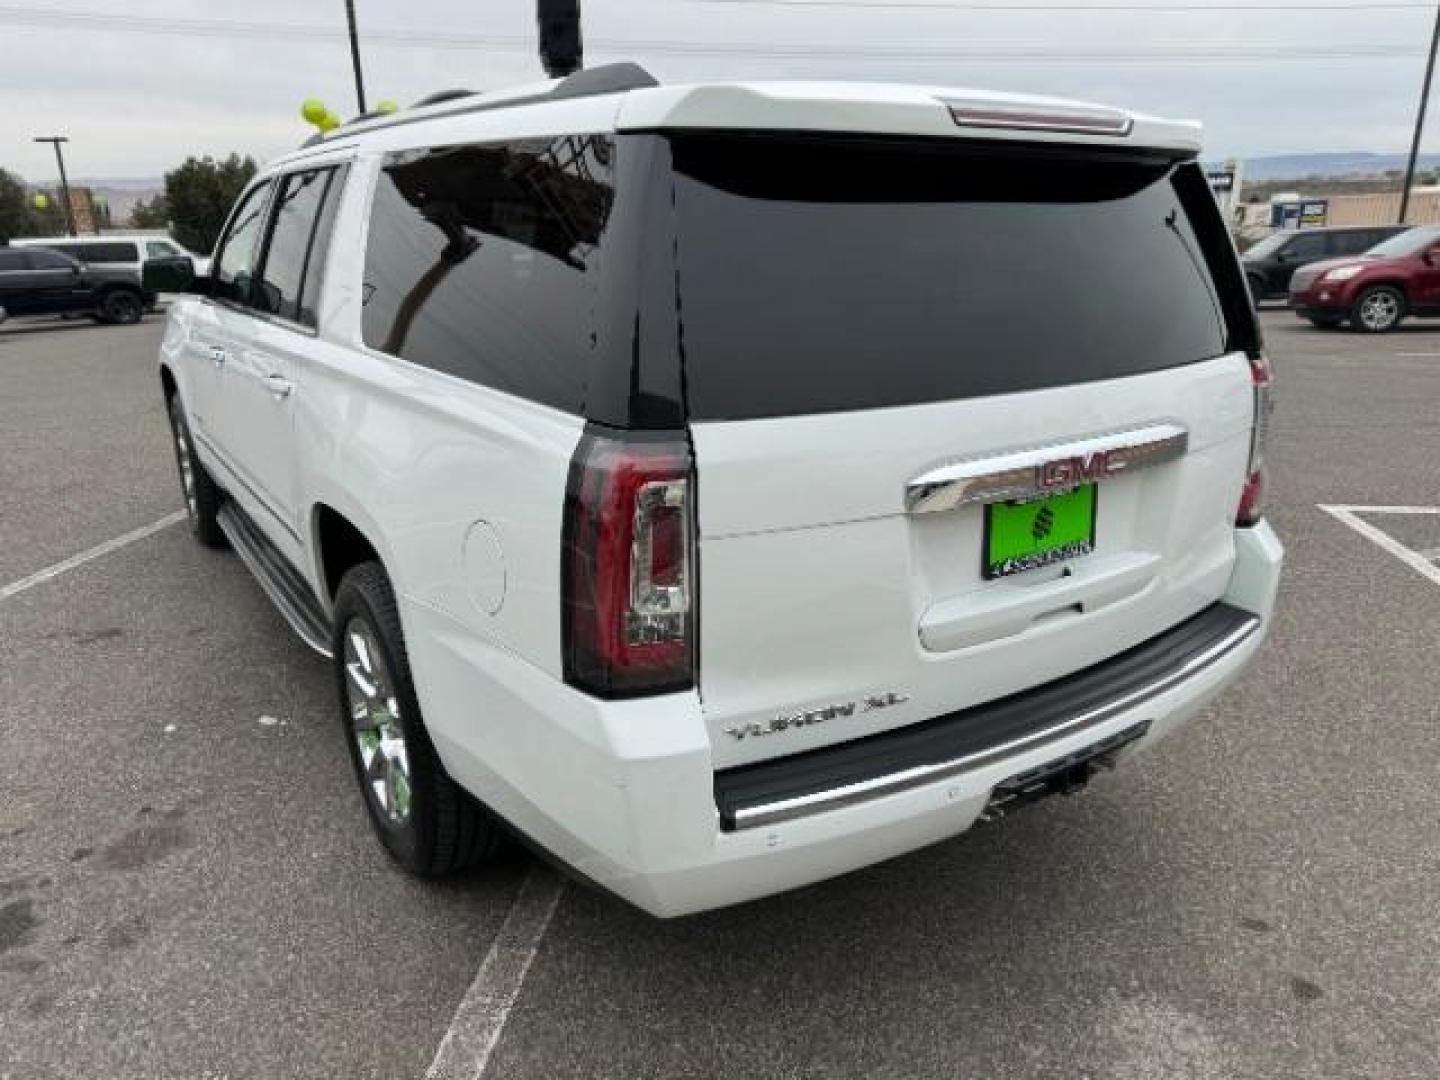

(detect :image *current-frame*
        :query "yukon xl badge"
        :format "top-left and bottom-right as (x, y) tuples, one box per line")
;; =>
(724, 691), (910, 741)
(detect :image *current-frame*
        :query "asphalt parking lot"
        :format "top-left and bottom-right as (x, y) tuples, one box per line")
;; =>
(3, 308), (1439, 1079)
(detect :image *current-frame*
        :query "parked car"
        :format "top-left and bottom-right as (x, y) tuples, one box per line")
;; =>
(1241, 225), (1407, 301)
(12, 232), (209, 279)
(0, 245), (152, 324)
(157, 68), (1282, 917)
(1289, 225), (1440, 332)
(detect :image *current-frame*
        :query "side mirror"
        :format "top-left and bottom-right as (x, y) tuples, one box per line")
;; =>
(142, 254), (207, 295)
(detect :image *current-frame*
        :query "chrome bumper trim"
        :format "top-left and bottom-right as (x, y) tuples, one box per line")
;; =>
(730, 613), (1260, 830)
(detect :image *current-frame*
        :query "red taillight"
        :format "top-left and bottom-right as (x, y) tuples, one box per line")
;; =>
(1236, 352), (1273, 527)
(562, 428), (695, 697)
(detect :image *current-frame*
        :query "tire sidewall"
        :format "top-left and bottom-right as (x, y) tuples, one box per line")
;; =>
(331, 566), (440, 872)
(166, 394), (224, 545)
(101, 290), (143, 324)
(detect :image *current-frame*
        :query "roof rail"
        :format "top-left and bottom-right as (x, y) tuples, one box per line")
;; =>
(319, 62), (659, 143)
(412, 88), (475, 108)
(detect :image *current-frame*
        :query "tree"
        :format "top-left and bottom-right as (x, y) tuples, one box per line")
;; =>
(162, 153), (257, 254)
(129, 194), (170, 229)
(0, 166), (34, 240)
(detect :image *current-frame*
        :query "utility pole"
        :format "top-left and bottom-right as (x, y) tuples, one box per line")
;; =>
(1399, 2), (1440, 224)
(344, 0), (367, 114)
(33, 136), (77, 237)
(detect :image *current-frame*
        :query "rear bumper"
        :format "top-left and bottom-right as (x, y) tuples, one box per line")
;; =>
(419, 522), (1283, 918)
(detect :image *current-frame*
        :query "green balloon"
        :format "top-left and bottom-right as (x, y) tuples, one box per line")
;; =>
(318, 111), (341, 133)
(32, 192), (49, 210)
(301, 97), (328, 125)
(376, 99), (399, 114)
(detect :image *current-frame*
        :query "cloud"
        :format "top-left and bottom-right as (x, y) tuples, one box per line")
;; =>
(0, 0), (1433, 179)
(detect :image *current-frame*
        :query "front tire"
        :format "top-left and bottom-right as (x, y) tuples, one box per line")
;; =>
(331, 562), (501, 877)
(98, 288), (144, 325)
(1350, 285), (1405, 333)
(166, 394), (225, 547)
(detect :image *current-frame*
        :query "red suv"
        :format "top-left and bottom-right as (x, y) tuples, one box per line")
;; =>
(1289, 225), (1440, 332)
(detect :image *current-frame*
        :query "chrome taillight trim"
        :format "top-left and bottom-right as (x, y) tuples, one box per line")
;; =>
(942, 100), (1134, 138)
(905, 423), (1189, 515)
(729, 612), (1260, 830)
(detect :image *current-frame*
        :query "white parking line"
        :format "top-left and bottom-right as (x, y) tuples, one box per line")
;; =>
(0, 510), (188, 602)
(426, 867), (566, 1080)
(1317, 504), (1440, 588)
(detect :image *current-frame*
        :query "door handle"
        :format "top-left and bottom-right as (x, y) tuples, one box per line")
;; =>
(208, 345), (227, 367)
(262, 373), (294, 399)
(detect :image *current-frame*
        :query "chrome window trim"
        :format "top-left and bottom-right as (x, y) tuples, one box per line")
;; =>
(729, 611), (1260, 830)
(905, 422), (1189, 514)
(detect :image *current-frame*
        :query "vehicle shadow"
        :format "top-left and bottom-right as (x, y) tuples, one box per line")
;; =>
(0, 315), (158, 339)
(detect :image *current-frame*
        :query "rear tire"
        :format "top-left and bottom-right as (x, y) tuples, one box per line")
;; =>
(1349, 285), (1405, 333)
(166, 394), (225, 547)
(331, 562), (502, 877)
(98, 288), (144, 325)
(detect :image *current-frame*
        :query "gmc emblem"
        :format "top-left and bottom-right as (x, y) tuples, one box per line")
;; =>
(1037, 450), (1124, 490)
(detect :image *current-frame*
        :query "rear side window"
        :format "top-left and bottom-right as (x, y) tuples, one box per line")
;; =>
(361, 136), (615, 413)
(668, 135), (1247, 421)
(212, 180), (274, 306)
(26, 250), (75, 270)
(72, 242), (138, 263)
(1283, 232), (1326, 260)
(254, 166), (344, 327)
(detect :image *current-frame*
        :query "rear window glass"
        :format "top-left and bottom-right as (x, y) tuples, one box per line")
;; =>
(361, 136), (615, 413)
(669, 135), (1238, 421)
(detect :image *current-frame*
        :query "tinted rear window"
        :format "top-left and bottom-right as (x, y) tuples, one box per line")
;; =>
(56, 242), (138, 263)
(361, 136), (615, 413)
(669, 135), (1242, 421)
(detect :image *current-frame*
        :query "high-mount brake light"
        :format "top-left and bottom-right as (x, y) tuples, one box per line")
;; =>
(1236, 352), (1273, 527)
(562, 428), (695, 698)
(941, 99), (1134, 138)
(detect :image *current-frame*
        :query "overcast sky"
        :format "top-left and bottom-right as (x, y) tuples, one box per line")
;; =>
(0, 0), (1434, 180)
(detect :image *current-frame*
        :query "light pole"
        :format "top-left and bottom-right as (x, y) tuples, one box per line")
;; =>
(344, 0), (367, 114)
(33, 135), (77, 236)
(1399, 2), (1440, 224)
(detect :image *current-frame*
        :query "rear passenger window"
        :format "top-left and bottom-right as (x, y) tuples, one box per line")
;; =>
(360, 136), (614, 413)
(1284, 232), (1326, 260)
(212, 181), (274, 306)
(74, 242), (138, 263)
(254, 167), (344, 327)
(27, 250), (74, 270)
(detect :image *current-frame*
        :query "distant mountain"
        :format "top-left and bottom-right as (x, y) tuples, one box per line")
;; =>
(1239, 152), (1440, 183)
(73, 176), (163, 192)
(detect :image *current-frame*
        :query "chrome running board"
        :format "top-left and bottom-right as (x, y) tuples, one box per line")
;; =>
(217, 502), (333, 658)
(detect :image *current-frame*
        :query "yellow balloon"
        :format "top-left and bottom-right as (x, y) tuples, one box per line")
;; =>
(375, 99), (399, 114)
(300, 97), (328, 125)
(318, 111), (341, 133)
(32, 192), (49, 210)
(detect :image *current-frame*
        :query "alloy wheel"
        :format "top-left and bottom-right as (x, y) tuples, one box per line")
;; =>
(1359, 291), (1400, 331)
(171, 411), (198, 520)
(342, 617), (413, 825)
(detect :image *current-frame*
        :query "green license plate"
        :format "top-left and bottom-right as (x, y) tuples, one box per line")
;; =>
(984, 484), (1097, 579)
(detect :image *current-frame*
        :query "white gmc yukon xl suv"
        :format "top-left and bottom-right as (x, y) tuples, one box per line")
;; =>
(158, 65), (1282, 917)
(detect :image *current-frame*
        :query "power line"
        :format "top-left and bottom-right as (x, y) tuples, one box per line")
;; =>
(0, 5), (1424, 65)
